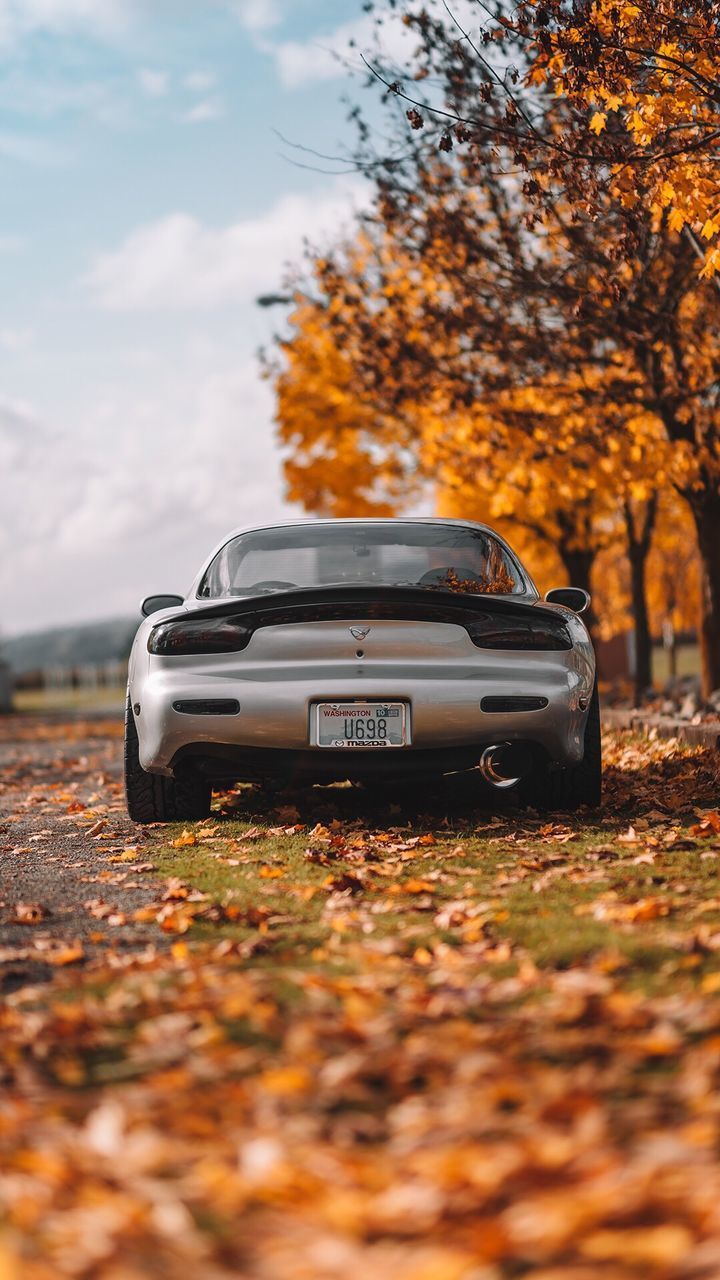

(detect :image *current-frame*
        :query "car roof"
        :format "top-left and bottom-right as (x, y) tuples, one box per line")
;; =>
(215, 516), (502, 541)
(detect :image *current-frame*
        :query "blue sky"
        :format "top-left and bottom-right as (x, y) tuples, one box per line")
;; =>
(0, 0), (407, 634)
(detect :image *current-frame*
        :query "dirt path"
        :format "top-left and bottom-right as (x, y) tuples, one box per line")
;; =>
(0, 714), (164, 991)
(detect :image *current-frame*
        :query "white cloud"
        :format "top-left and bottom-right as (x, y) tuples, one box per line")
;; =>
(56, 360), (283, 558)
(181, 97), (223, 124)
(0, 66), (133, 128)
(263, 4), (482, 89)
(0, 0), (128, 46)
(263, 11), (412, 89)
(0, 396), (55, 568)
(183, 70), (217, 93)
(138, 67), (169, 98)
(0, 130), (72, 165)
(85, 177), (368, 311)
(231, 0), (281, 32)
(0, 0), (279, 48)
(0, 234), (24, 253)
(0, 326), (33, 352)
(0, 394), (41, 447)
(0, 351), (297, 633)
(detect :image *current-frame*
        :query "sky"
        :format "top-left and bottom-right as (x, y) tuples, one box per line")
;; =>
(0, 0), (406, 636)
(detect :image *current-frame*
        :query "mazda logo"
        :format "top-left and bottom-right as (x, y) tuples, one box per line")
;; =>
(350, 626), (371, 641)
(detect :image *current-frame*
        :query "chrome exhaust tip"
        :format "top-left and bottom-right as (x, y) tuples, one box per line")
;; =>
(479, 743), (522, 789)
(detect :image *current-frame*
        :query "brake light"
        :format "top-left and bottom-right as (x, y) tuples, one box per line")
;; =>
(465, 614), (571, 651)
(148, 617), (253, 655)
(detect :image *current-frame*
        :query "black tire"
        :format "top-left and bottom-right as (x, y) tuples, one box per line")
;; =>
(520, 681), (602, 813)
(124, 692), (212, 823)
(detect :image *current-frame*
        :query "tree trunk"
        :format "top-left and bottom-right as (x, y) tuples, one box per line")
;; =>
(557, 545), (598, 643)
(628, 544), (652, 703)
(554, 505), (598, 641)
(690, 493), (720, 698)
(624, 496), (657, 706)
(558, 547), (594, 598)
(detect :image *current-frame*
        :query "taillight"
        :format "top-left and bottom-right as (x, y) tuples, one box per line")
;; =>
(465, 614), (571, 651)
(148, 617), (253, 655)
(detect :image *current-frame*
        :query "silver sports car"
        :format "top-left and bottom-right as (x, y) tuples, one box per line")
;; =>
(124, 518), (600, 822)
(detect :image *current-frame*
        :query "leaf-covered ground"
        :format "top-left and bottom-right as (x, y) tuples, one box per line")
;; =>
(2, 715), (720, 1279)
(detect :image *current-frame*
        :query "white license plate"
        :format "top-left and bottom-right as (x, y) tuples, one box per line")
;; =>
(314, 702), (408, 748)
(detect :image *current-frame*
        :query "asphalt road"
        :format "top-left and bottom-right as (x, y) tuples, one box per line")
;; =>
(0, 713), (165, 993)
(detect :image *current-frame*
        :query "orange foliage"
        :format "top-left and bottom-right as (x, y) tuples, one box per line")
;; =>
(523, 0), (720, 275)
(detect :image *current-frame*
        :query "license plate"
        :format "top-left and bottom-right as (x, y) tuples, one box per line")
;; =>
(314, 702), (408, 748)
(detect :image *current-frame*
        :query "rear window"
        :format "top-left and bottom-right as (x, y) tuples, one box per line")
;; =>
(198, 522), (526, 599)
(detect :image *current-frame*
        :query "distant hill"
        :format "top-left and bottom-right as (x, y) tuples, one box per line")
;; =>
(2, 618), (137, 676)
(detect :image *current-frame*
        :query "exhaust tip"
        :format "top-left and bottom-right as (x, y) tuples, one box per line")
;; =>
(479, 743), (531, 789)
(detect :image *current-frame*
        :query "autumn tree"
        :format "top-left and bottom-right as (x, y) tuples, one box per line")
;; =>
(271, 1), (720, 693)
(320, 1), (720, 694)
(367, 1), (720, 272)
(273, 260), (664, 700)
(511, 0), (720, 276)
(275, 291), (421, 518)
(271, 145), (672, 671)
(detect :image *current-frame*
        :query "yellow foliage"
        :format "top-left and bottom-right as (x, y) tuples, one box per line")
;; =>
(528, 0), (720, 271)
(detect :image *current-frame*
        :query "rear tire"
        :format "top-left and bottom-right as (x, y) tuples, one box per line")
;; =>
(520, 681), (602, 813)
(124, 692), (212, 823)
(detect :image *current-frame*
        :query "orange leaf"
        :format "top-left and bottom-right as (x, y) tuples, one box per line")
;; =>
(172, 829), (198, 848)
(14, 902), (49, 925)
(402, 878), (435, 894)
(260, 1066), (311, 1095)
(48, 942), (84, 966)
(690, 812), (720, 838)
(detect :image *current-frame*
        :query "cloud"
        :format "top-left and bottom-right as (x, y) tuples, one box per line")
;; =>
(56, 359), (283, 557)
(0, 0), (279, 49)
(183, 70), (217, 93)
(0, 130), (72, 166)
(0, 234), (24, 253)
(231, 0), (281, 32)
(0, 327), (33, 352)
(263, 4), (483, 89)
(0, 394), (42, 445)
(0, 396), (55, 568)
(181, 97), (223, 124)
(138, 67), (169, 98)
(263, 11), (413, 89)
(0, 351), (297, 633)
(0, 65), (133, 128)
(84, 177), (368, 311)
(0, 0), (128, 46)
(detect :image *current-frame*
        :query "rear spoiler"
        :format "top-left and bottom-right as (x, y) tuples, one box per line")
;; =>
(163, 584), (563, 629)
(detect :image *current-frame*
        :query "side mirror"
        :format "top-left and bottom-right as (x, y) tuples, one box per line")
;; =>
(141, 593), (184, 617)
(545, 587), (591, 615)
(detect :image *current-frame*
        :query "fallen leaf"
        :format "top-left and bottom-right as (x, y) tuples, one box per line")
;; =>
(13, 902), (50, 925)
(47, 942), (84, 967)
(171, 829), (198, 849)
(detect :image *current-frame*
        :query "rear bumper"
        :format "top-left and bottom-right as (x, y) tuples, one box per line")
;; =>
(132, 668), (590, 778)
(170, 740), (536, 785)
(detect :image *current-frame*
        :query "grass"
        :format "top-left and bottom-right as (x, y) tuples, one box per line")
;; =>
(13, 684), (126, 714)
(652, 642), (700, 683)
(139, 743), (720, 996)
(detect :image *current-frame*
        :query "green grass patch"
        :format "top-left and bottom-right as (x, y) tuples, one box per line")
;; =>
(138, 768), (720, 998)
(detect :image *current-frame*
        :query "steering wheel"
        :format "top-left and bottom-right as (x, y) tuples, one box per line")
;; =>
(418, 567), (485, 586)
(246, 580), (298, 593)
